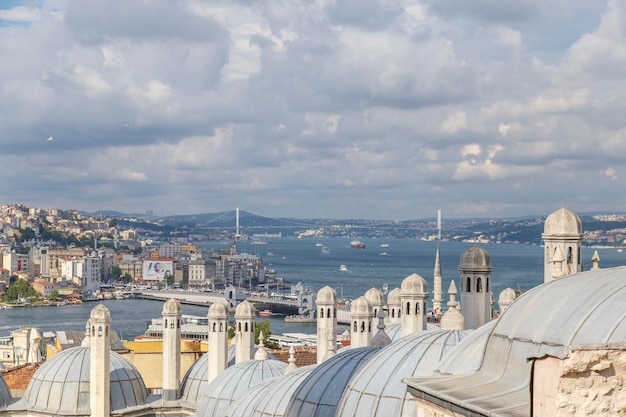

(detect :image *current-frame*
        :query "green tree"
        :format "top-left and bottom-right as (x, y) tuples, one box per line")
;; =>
(6, 279), (37, 302)
(120, 273), (133, 284)
(111, 266), (122, 281)
(49, 290), (59, 300)
(109, 218), (119, 227)
(226, 319), (279, 349)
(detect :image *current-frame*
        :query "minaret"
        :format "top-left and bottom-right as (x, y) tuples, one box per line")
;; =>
(162, 298), (182, 401)
(350, 296), (373, 348)
(400, 273), (429, 337)
(542, 208), (583, 283)
(440, 280), (465, 331)
(316, 286), (337, 364)
(234, 300), (255, 363)
(433, 210), (444, 315)
(386, 288), (401, 323)
(364, 288), (384, 319)
(208, 301), (229, 383)
(459, 245), (492, 329)
(89, 304), (111, 417)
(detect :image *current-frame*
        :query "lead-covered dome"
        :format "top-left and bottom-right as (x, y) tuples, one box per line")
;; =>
(543, 207), (582, 236)
(350, 297), (371, 315)
(197, 359), (287, 417)
(400, 273), (428, 295)
(336, 329), (471, 417)
(163, 298), (182, 314)
(286, 347), (380, 417)
(22, 346), (147, 415)
(459, 245), (492, 270)
(225, 365), (315, 417)
(0, 374), (11, 411)
(235, 300), (256, 318)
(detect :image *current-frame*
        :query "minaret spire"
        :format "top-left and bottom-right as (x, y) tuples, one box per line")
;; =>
(433, 210), (444, 316)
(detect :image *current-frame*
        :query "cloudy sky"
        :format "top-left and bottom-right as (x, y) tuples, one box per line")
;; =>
(1, 0), (624, 220)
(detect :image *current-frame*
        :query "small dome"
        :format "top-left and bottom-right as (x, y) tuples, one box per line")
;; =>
(543, 207), (582, 236)
(90, 303), (111, 320)
(234, 300), (256, 318)
(459, 245), (492, 270)
(364, 288), (383, 307)
(197, 359), (287, 417)
(336, 329), (471, 417)
(0, 374), (11, 411)
(163, 298), (182, 314)
(350, 297), (371, 315)
(387, 288), (401, 306)
(181, 345), (277, 406)
(400, 273), (428, 295)
(286, 347), (380, 417)
(317, 286), (337, 304)
(225, 365), (315, 417)
(23, 346), (147, 415)
(498, 288), (516, 305)
(209, 301), (229, 319)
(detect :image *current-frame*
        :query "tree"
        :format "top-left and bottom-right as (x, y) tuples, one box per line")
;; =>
(226, 319), (279, 349)
(120, 273), (133, 284)
(49, 290), (59, 300)
(6, 279), (37, 302)
(109, 218), (119, 227)
(111, 266), (122, 281)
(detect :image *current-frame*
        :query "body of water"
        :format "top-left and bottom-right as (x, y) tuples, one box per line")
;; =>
(1, 238), (623, 340)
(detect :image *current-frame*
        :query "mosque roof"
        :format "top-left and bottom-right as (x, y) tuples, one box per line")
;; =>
(317, 286), (337, 304)
(458, 245), (492, 271)
(196, 359), (287, 417)
(19, 346), (147, 415)
(0, 374), (11, 411)
(404, 267), (626, 417)
(336, 329), (471, 417)
(400, 273), (428, 295)
(225, 365), (315, 417)
(285, 347), (380, 417)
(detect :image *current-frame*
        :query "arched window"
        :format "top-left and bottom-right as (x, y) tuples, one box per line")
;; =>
(212, 323), (216, 332)
(391, 310), (395, 318)
(406, 302), (411, 315)
(245, 322), (249, 332)
(567, 247), (572, 264)
(177, 319), (180, 329)
(477, 277), (482, 293)
(486, 278), (490, 292)
(320, 309), (324, 318)
(360, 321), (365, 332)
(164, 319), (168, 328)
(238, 323), (241, 331)
(466, 277), (472, 293)
(327, 308), (331, 318)
(333, 308), (337, 318)
(353, 321), (357, 332)
(415, 303), (420, 315)
(219, 322), (223, 332)
(368, 322), (371, 332)
(171, 320), (175, 329)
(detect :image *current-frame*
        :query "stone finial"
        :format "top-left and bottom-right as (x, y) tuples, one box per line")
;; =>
(591, 250), (600, 270)
(285, 346), (298, 374)
(440, 280), (465, 331)
(370, 306), (391, 348)
(254, 331), (269, 360)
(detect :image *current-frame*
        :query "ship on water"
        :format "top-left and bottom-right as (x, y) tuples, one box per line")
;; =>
(350, 239), (365, 249)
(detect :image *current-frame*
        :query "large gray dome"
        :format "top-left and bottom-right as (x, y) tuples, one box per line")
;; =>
(459, 245), (492, 271)
(196, 359), (287, 417)
(405, 267), (626, 417)
(0, 374), (11, 411)
(22, 346), (147, 415)
(285, 347), (380, 417)
(225, 365), (315, 417)
(336, 329), (471, 417)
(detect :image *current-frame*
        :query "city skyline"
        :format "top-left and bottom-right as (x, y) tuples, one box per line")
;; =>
(0, 1), (623, 220)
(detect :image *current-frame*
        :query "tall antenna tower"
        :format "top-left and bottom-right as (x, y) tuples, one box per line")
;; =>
(433, 209), (444, 315)
(235, 207), (241, 238)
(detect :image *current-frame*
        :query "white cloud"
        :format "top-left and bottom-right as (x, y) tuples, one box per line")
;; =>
(603, 166), (618, 180)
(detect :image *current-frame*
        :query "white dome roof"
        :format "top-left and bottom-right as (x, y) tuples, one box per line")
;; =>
(336, 329), (471, 417)
(498, 287), (516, 304)
(400, 273), (428, 295)
(459, 245), (492, 270)
(180, 345), (237, 406)
(387, 288), (401, 306)
(543, 207), (582, 236)
(350, 296), (371, 315)
(285, 347), (380, 417)
(235, 300), (256, 318)
(197, 359), (286, 417)
(364, 288), (383, 307)
(317, 286), (337, 304)
(22, 346), (147, 415)
(225, 365), (315, 417)
(208, 301), (229, 319)
(163, 298), (182, 314)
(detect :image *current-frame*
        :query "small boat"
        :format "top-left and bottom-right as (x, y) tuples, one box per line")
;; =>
(380, 243), (389, 247)
(315, 243), (323, 247)
(350, 240), (366, 249)
(321, 245), (330, 254)
(259, 309), (273, 317)
(339, 264), (348, 271)
(379, 252), (389, 256)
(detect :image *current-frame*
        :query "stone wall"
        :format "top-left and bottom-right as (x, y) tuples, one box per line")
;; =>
(534, 346), (626, 416)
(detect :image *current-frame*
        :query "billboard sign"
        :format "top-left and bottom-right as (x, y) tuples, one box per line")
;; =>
(142, 260), (174, 281)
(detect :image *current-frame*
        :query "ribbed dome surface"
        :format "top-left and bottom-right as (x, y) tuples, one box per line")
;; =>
(163, 298), (182, 314)
(350, 297), (371, 315)
(23, 346), (147, 415)
(543, 207), (582, 236)
(459, 245), (492, 270)
(197, 359), (287, 417)
(400, 273), (428, 295)
(225, 365), (315, 417)
(285, 347), (380, 417)
(0, 374), (11, 411)
(181, 345), (237, 406)
(317, 286), (337, 304)
(336, 329), (471, 417)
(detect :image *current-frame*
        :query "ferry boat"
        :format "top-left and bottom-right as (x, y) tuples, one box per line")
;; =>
(339, 264), (348, 271)
(259, 309), (273, 317)
(350, 240), (366, 249)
